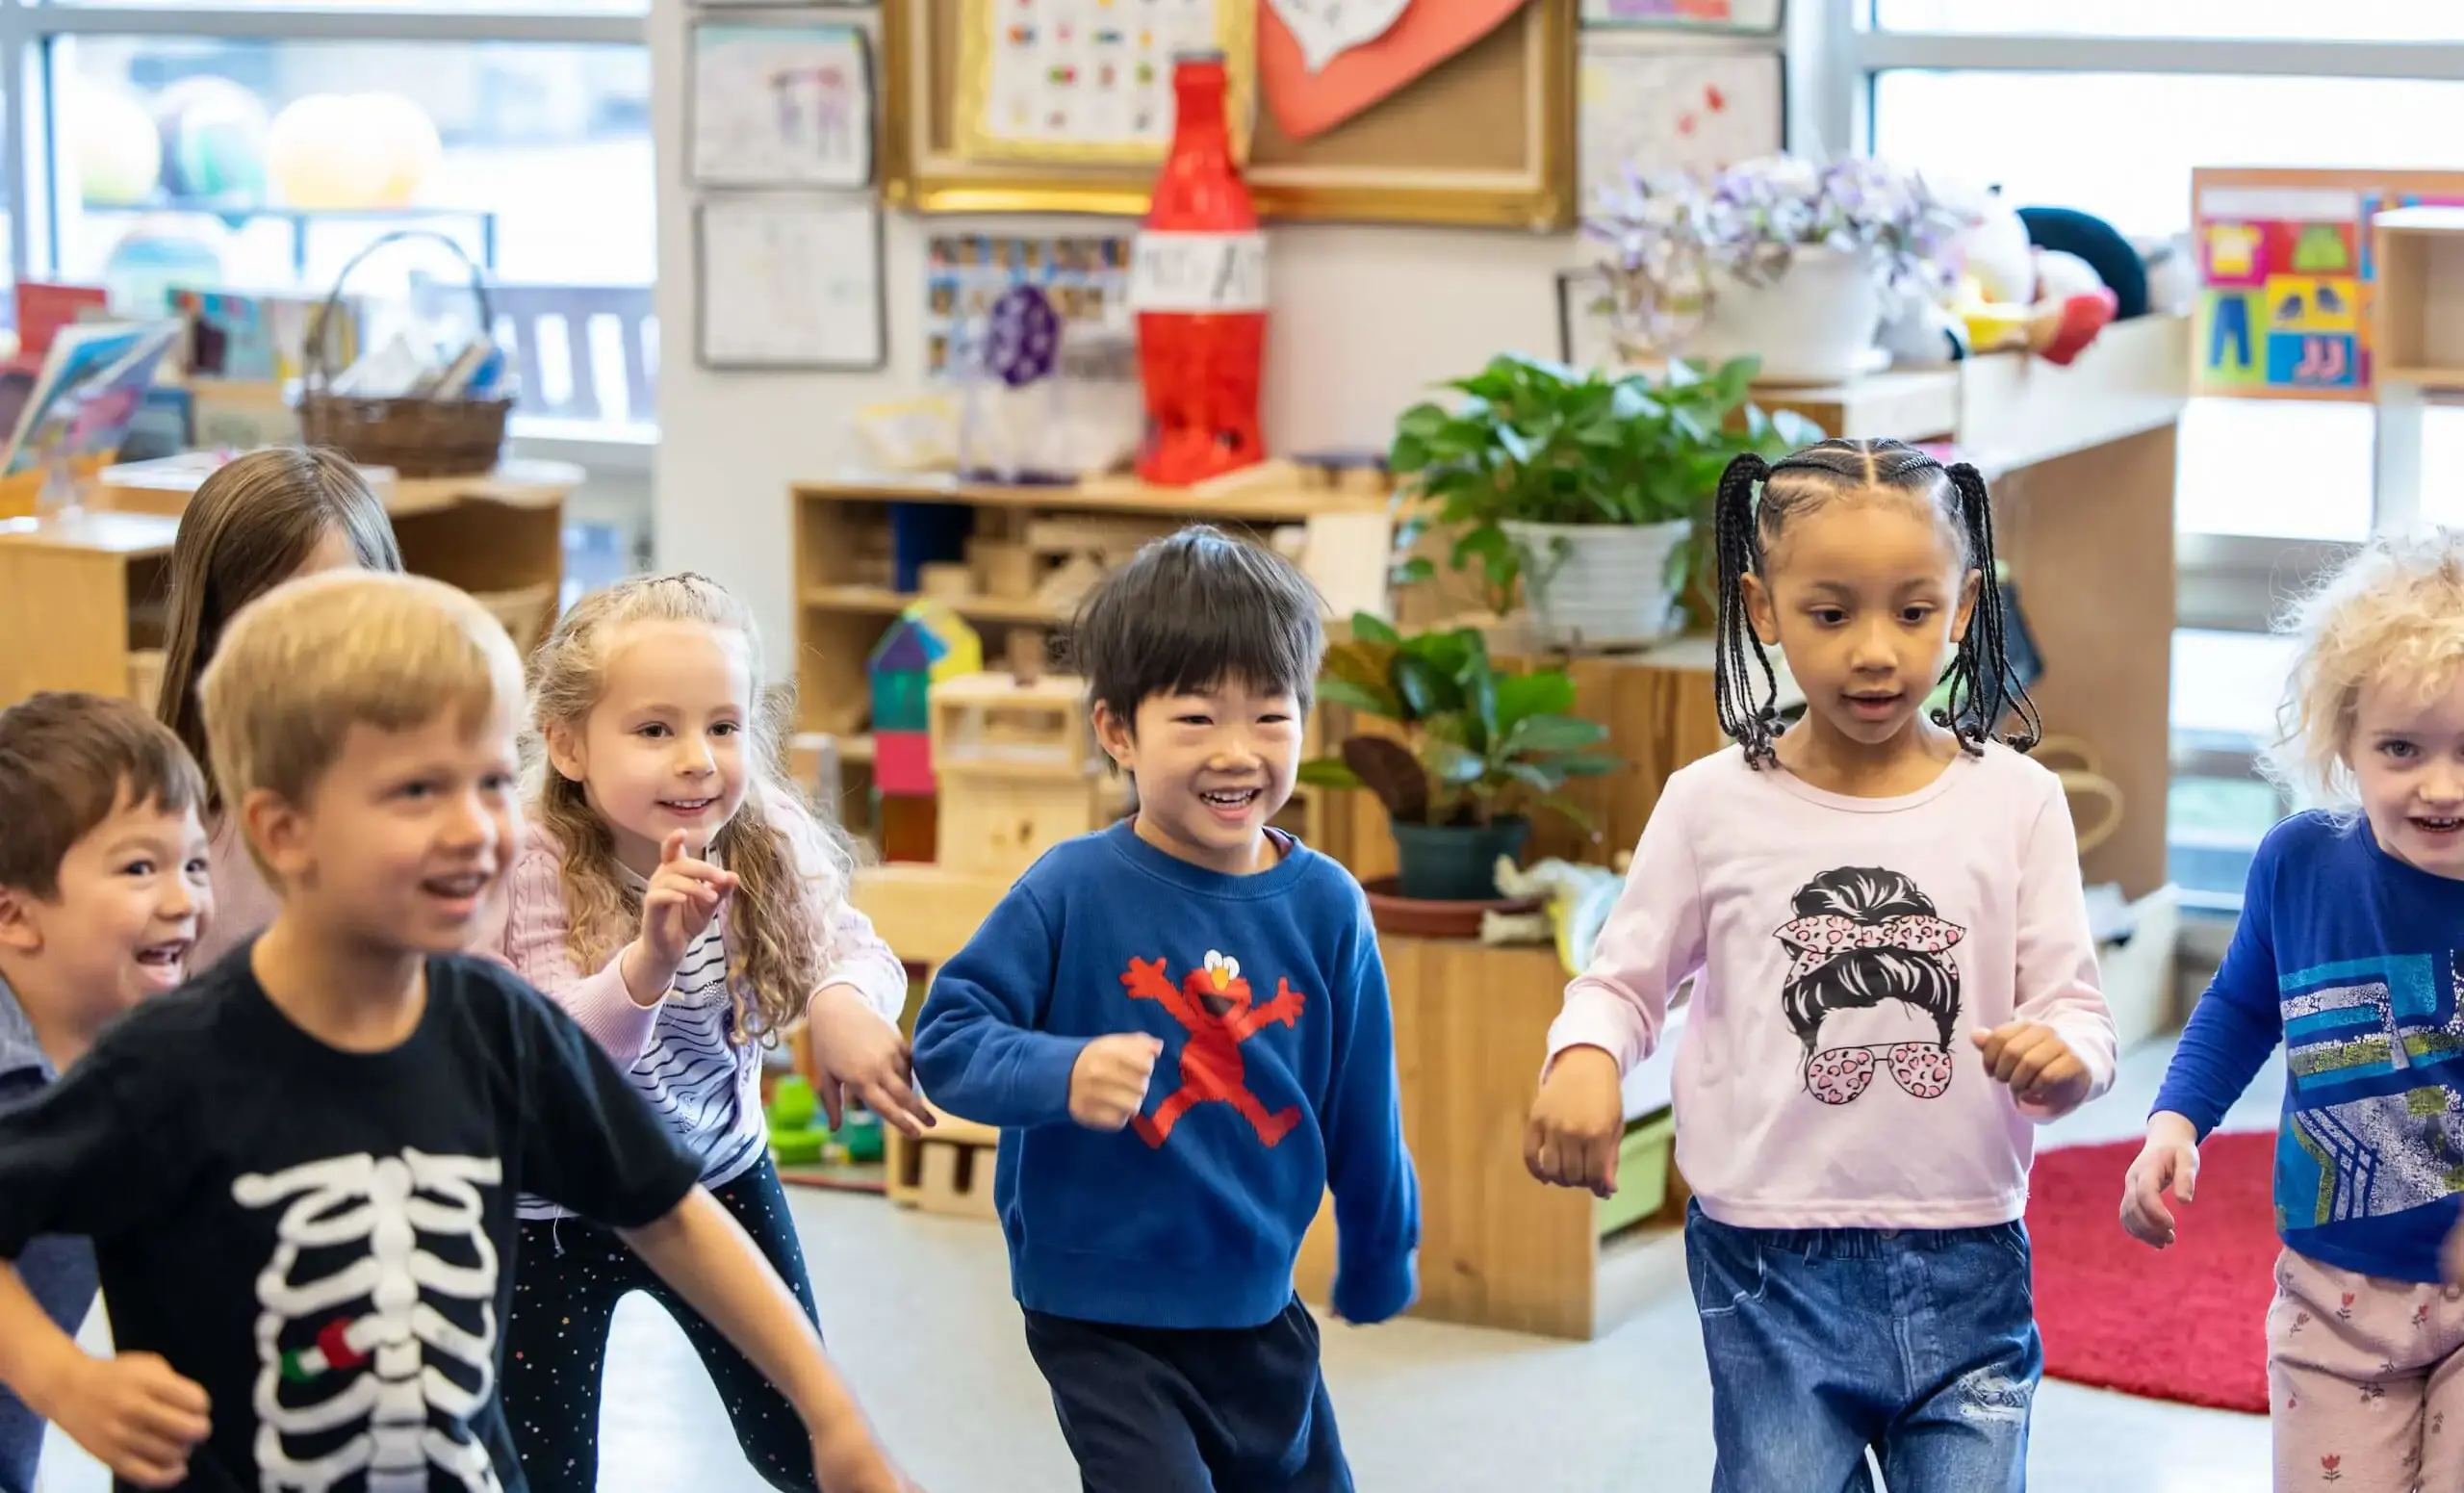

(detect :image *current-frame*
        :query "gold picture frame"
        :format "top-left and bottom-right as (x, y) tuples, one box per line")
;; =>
(882, 0), (1574, 229)
(953, 0), (1257, 164)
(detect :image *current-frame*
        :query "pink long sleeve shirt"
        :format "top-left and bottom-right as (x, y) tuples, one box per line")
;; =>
(1547, 743), (2118, 1231)
(495, 816), (909, 1220)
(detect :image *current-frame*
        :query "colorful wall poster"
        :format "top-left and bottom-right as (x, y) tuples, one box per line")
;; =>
(689, 23), (874, 189)
(1578, 39), (1782, 209)
(954, 0), (1255, 163)
(2193, 167), (2464, 400)
(1580, 0), (1781, 33)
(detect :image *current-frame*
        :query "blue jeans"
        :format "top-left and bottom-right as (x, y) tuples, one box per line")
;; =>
(1685, 1201), (2042, 1493)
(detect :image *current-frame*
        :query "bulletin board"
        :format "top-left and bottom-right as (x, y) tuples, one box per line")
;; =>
(880, 0), (1576, 229)
(2194, 166), (2464, 401)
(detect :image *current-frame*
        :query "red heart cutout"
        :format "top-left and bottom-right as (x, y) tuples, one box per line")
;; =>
(1258, 0), (1532, 142)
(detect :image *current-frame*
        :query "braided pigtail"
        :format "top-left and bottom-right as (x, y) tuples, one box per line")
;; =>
(1930, 462), (2042, 755)
(1712, 451), (1783, 767)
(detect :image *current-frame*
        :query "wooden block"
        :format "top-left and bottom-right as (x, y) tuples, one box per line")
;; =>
(939, 774), (1109, 876)
(885, 1104), (1001, 1220)
(919, 561), (975, 602)
(930, 671), (1096, 778)
(851, 862), (1015, 966)
(874, 731), (936, 796)
(969, 538), (1039, 599)
(1024, 513), (1180, 558)
(2375, 209), (2464, 385)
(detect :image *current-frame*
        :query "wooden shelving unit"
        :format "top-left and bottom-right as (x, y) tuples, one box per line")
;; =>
(0, 462), (585, 709)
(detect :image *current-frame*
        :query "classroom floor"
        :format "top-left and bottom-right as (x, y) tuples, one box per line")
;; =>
(44, 1038), (2285, 1493)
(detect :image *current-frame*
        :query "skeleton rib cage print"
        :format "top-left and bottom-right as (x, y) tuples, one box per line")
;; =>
(234, 1150), (505, 1493)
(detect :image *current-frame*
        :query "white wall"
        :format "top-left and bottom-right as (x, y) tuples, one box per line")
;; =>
(648, 0), (1582, 668)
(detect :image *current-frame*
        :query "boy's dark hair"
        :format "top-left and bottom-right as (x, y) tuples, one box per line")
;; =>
(1068, 526), (1325, 731)
(0, 691), (205, 899)
(1710, 436), (2040, 769)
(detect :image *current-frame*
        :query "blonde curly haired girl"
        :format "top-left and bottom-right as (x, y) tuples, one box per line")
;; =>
(490, 571), (930, 1492)
(2126, 528), (2464, 1490)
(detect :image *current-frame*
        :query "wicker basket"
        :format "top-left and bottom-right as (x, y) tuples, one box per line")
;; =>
(297, 230), (511, 479)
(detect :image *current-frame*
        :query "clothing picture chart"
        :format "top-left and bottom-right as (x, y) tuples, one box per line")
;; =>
(2193, 166), (2464, 400)
(690, 22), (876, 189)
(696, 196), (886, 370)
(1578, 39), (1782, 208)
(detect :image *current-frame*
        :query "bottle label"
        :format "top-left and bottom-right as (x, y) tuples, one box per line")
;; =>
(1130, 231), (1269, 313)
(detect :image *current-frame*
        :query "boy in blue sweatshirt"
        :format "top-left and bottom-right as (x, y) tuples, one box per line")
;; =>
(914, 527), (1419, 1493)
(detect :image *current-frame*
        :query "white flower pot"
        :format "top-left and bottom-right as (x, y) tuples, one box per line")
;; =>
(1503, 517), (1692, 649)
(1679, 245), (1884, 385)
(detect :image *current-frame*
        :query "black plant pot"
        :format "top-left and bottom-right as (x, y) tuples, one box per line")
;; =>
(1389, 816), (1531, 901)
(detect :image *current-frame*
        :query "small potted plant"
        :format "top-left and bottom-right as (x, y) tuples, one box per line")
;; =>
(1588, 153), (1965, 383)
(1298, 614), (1615, 902)
(1388, 352), (1821, 649)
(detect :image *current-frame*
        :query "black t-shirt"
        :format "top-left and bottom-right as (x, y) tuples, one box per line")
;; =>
(0, 951), (704, 1493)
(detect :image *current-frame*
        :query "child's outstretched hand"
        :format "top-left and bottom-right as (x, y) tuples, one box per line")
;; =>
(1971, 1020), (2092, 1116)
(49, 1351), (211, 1489)
(1525, 1045), (1626, 1199)
(2119, 1112), (2201, 1248)
(1068, 1034), (1162, 1131)
(807, 984), (937, 1137)
(621, 830), (740, 1003)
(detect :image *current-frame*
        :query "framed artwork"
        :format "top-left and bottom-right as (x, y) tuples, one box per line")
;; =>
(696, 195), (886, 371)
(689, 21), (875, 189)
(883, 0), (1578, 228)
(1577, 38), (1782, 208)
(2192, 166), (2464, 400)
(953, 0), (1254, 163)
(1579, 0), (1781, 32)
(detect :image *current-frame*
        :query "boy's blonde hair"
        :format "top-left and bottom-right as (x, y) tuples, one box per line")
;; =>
(200, 571), (523, 872)
(2272, 528), (2464, 811)
(526, 573), (854, 1045)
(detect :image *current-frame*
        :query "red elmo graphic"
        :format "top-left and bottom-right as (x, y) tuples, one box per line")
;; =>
(1121, 952), (1304, 1149)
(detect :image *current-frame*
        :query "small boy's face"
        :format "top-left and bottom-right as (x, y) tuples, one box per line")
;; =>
(249, 708), (521, 954)
(0, 786), (211, 1020)
(1097, 678), (1301, 876)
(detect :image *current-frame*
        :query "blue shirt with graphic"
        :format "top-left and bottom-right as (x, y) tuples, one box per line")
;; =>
(0, 973), (96, 1493)
(2154, 811), (2464, 1281)
(913, 820), (1419, 1331)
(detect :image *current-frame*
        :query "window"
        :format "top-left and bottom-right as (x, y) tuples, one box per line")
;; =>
(11, 5), (653, 426)
(1853, 6), (2464, 904)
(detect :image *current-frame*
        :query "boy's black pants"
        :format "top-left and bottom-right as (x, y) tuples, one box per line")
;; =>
(1022, 1296), (1353, 1493)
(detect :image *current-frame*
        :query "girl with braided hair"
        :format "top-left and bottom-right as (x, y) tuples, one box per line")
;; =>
(1525, 438), (2117, 1492)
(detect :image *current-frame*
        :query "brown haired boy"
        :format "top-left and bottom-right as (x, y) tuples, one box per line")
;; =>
(0, 573), (915, 1493)
(0, 691), (212, 1493)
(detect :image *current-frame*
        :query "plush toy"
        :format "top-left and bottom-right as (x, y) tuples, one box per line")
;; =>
(1947, 193), (2119, 367)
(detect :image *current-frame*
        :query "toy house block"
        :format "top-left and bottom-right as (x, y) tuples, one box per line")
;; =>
(873, 730), (936, 797)
(885, 1106), (1000, 1220)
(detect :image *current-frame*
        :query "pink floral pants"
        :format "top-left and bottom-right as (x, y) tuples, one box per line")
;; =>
(2270, 1248), (2464, 1491)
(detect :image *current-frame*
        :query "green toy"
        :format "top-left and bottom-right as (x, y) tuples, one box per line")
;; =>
(766, 1076), (829, 1166)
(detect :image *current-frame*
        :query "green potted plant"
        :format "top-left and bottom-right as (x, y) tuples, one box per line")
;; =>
(1298, 614), (1616, 901)
(1388, 352), (1824, 648)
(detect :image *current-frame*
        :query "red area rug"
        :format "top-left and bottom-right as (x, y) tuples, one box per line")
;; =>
(2026, 1130), (2277, 1414)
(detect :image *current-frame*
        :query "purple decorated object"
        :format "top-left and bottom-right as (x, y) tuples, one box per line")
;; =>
(983, 285), (1061, 388)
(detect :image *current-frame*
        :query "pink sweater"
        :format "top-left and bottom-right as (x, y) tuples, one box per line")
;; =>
(494, 814), (908, 1213)
(193, 816), (279, 973)
(1547, 743), (2118, 1231)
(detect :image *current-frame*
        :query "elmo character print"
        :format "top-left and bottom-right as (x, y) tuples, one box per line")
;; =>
(1122, 949), (1305, 1148)
(1775, 867), (1965, 1107)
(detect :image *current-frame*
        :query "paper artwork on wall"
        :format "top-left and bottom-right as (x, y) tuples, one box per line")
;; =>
(1578, 40), (1782, 209)
(690, 22), (875, 189)
(956, 0), (1255, 163)
(1268, 0), (1414, 72)
(923, 233), (1133, 379)
(1580, 0), (1781, 32)
(1259, 0), (1527, 142)
(696, 196), (885, 371)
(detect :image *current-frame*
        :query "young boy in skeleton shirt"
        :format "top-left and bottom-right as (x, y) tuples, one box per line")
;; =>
(0, 573), (915, 1493)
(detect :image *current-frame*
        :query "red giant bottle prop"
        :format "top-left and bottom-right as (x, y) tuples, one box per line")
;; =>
(1132, 52), (1267, 486)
